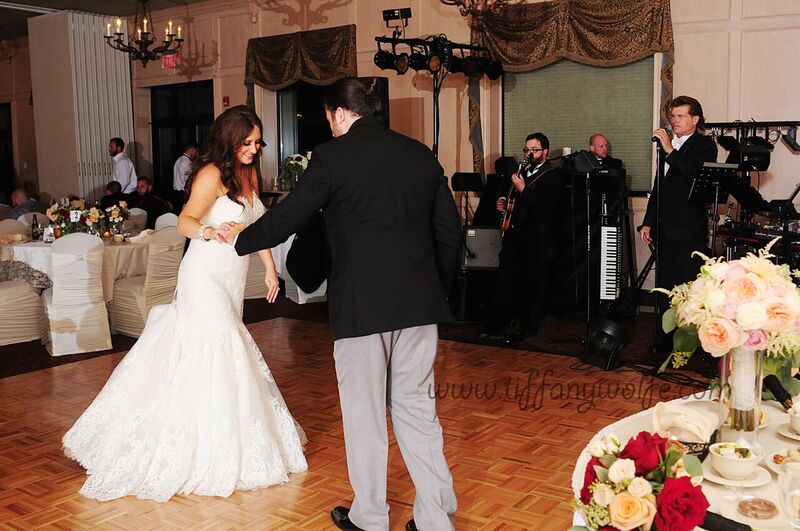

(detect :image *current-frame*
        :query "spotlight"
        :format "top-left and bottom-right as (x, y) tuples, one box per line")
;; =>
(395, 52), (409, 74)
(716, 135), (741, 151)
(741, 136), (772, 172)
(582, 317), (629, 371)
(447, 55), (464, 74)
(408, 52), (429, 71)
(783, 126), (800, 152)
(374, 49), (395, 71)
(428, 53), (442, 73)
(462, 55), (479, 76)
(486, 60), (503, 80)
(383, 7), (411, 22)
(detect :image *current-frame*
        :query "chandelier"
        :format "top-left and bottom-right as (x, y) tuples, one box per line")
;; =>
(103, 0), (183, 68)
(439, 0), (521, 17)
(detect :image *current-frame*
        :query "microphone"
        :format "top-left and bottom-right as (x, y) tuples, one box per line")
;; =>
(651, 124), (672, 142)
(764, 374), (794, 411)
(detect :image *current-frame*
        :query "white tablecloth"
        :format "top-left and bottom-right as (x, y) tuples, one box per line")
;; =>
(572, 393), (795, 528)
(271, 233), (327, 304)
(0, 240), (149, 303)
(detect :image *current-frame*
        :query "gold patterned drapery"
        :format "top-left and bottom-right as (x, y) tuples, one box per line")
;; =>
(457, 0), (674, 171)
(245, 24), (357, 91)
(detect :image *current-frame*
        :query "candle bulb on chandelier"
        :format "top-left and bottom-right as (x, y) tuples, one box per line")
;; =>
(106, 23), (111, 37)
(177, 26), (182, 39)
(143, 17), (148, 33)
(137, 28), (142, 40)
(168, 20), (173, 34)
(165, 27), (168, 41)
(115, 17), (122, 34)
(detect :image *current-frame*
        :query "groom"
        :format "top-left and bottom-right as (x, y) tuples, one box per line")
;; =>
(230, 78), (461, 531)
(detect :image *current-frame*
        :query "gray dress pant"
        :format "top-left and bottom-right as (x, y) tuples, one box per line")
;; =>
(333, 324), (457, 531)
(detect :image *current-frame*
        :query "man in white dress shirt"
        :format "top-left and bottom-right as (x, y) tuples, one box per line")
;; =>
(172, 141), (199, 193)
(108, 137), (137, 194)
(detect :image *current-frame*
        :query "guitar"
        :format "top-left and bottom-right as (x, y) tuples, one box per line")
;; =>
(499, 157), (535, 235)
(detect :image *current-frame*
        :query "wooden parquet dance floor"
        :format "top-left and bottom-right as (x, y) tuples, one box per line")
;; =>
(0, 318), (696, 530)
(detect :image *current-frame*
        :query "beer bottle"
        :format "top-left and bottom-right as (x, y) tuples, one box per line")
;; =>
(31, 214), (40, 241)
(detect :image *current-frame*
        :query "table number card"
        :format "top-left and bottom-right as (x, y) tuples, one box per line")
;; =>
(70, 210), (81, 223)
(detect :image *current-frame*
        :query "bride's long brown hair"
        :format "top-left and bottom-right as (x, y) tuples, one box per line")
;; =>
(186, 105), (263, 204)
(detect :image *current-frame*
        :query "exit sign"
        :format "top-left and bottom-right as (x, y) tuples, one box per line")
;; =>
(162, 54), (177, 69)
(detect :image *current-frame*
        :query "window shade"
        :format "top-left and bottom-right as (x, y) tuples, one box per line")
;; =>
(503, 57), (654, 192)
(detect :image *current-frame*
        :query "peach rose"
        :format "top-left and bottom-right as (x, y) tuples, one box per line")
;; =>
(764, 299), (797, 332)
(698, 317), (744, 356)
(608, 492), (657, 531)
(724, 274), (764, 302)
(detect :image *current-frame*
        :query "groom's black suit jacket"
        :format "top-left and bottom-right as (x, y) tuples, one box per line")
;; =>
(643, 131), (718, 242)
(235, 117), (462, 340)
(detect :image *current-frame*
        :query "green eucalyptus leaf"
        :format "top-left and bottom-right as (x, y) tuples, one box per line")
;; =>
(682, 454), (703, 476)
(599, 455), (617, 468)
(594, 466), (609, 483)
(662, 307), (677, 333)
(673, 326), (699, 353)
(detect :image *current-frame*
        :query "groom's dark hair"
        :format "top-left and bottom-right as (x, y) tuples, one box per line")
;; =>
(324, 77), (383, 118)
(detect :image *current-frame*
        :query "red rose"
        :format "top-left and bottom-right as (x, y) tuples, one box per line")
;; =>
(619, 431), (669, 474)
(656, 476), (708, 531)
(581, 457), (603, 504)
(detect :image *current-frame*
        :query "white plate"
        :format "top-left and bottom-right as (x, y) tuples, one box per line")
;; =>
(719, 498), (789, 530)
(765, 449), (800, 475)
(777, 423), (800, 441)
(702, 460), (771, 487)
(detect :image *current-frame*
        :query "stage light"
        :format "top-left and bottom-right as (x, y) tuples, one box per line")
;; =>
(383, 7), (411, 21)
(783, 126), (800, 152)
(582, 317), (628, 371)
(486, 60), (503, 80)
(461, 55), (478, 76)
(395, 52), (409, 74)
(408, 52), (428, 71)
(447, 55), (464, 74)
(716, 135), (741, 151)
(428, 53), (442, 73)
(374, 49), (396, 71)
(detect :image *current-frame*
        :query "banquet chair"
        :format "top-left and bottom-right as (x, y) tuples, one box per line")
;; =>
(16, 212), (45, 228)
(0, 204), (11, 221)
(0, 218), (27, 235)
(154, 212), (178, 230)
(125, 207), (147, 232)
(111, 226), (185, 337)
(0, 280), (45, 346)
(42, 233), (112, 356)
(243, 253), (268, 299)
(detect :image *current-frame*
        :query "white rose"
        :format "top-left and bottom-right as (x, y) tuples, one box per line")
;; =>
(627, 477), (652, 497)
(705, 290), (726, 314)
(707, 262), (729, 280)
(603, 433), (621, 453)
(608, 458), (636, 484)
(593, 483), (615, 507)
(736, 301), (768, 330)
(588, 440), (606, 457)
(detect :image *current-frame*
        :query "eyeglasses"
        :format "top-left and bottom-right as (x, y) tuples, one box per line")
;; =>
(523, 147), (544, 154)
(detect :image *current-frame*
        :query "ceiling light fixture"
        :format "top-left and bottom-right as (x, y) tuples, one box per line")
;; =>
(103, 0), (183, 68)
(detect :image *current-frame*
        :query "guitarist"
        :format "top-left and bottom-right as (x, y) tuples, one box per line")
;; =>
(482, 132), (564, 341)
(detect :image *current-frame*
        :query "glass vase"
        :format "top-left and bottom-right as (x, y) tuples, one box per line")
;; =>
(718, 346), (764, 447)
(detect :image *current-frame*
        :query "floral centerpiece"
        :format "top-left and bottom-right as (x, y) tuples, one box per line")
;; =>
(103, 201), (129, 234)
(276, 152), (310, 191)
(571, 431), (708, 531)
(45, 199), (129, 237)
(657, 239), (800, 433)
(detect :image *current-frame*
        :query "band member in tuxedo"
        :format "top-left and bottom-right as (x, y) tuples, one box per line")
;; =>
(589, 133), (624, 169)
(482, 132), (564, 340)
(640, 95), (718, 354)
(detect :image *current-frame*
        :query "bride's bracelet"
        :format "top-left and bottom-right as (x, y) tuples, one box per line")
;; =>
(198, 224), (212, 241)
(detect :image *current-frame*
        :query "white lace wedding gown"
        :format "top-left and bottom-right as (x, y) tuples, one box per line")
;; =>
(63, 192), (308, 502)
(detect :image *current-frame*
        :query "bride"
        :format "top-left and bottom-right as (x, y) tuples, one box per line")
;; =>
(63, 106), (308, 502)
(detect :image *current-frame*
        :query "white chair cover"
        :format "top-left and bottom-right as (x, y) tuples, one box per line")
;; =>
(111, 226), (185, 337)
(154, 212), (178, 230)
(42, 233), (111, 356)
(16, 212), (44, 228)
(0, 281), (44, 346)
(0, 219), (27, 234)
(0, 205), (11, 221)
(243, 253), (267, 299)
(125, 208), (147, 232)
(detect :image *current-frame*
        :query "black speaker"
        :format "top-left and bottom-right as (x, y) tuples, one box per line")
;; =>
(357, 76), (390, 127)
(463, 226), (501, 270)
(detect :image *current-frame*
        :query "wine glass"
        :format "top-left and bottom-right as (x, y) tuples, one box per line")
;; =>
(779, 462), (800, 528)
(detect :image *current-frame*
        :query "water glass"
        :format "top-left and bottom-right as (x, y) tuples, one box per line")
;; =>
(779, 462), (800, 528)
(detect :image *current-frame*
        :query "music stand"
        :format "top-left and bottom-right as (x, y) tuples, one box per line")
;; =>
(451, 172), (483, 225)
(690, 163), (738, 254)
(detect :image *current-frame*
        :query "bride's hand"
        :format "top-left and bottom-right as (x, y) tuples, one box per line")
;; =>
(264, 269), (280, 303)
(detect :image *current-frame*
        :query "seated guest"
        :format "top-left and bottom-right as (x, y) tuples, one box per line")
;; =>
(129, 177), (171, 230)
(10, 188), (48, 218)
(100, 181), (129, 210)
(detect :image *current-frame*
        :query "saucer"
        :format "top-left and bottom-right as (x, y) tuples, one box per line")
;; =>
(702, 460), (771, 487)
(777, 423), (800, 441)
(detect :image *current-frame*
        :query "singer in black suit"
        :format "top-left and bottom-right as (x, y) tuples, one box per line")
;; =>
(228, 78), (461, 531)
(640, 95), (718, 351)
(483, 132), (564, 339)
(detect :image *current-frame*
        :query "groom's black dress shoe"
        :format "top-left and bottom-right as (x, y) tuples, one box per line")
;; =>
(406, 519), (418, 531)
(330, 506), (365, 531)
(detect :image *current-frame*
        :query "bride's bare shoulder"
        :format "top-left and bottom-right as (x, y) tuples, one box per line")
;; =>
(193, 163), (224, 193)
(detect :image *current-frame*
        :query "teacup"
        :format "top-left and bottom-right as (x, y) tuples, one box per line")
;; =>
(789, 409), (800, 434)
(112, 234), (124, 244)
(709, 442), (761, 480)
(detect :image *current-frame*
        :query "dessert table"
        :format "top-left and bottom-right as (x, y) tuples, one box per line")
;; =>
(0, 240), (149, 303)
(572, 393), (796, 529)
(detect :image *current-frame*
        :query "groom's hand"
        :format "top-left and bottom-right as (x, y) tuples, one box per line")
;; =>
(217, 221), (246, 244)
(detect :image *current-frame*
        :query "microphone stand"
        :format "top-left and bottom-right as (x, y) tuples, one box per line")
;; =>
(651, 139), (665, 360)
